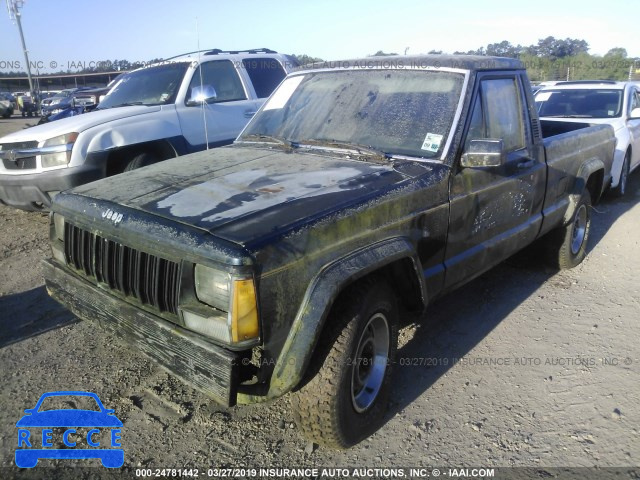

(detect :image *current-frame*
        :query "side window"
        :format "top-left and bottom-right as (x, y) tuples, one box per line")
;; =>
(630, 90), (640, 112)
(241, 58), (286, 98)
(188, 60), (246, 104)
(463, 78), (526, 153)
(482, 78), (525, 152)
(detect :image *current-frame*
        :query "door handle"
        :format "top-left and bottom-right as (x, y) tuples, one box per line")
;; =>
(244, 110), (257, 118)
(517, 159), (536, 169)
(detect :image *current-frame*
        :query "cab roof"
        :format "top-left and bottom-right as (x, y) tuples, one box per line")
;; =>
(299, 54), (523, 72)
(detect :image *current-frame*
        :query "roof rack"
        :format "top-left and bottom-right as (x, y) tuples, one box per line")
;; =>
(164, 48), (277, 61)
(558, 80), (618, 85)
(205, 48), (277, 56)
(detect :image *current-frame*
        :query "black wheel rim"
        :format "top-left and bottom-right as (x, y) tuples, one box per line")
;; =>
(351, 313), (390, 413)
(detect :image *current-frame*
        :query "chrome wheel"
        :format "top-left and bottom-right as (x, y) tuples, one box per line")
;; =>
(351, 313), (390, 413)
(570, 204), (588, 255)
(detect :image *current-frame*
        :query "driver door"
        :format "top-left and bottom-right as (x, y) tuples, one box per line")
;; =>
(444, 74), (545, 290)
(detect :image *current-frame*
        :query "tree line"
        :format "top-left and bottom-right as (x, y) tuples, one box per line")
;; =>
(374, 37), (639, 82)
(1, 40), (638, 82)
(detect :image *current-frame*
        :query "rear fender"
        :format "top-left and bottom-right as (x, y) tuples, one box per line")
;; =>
(563, 157), (604, 223)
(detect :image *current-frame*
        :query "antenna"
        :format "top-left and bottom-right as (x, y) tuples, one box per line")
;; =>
(196, 17), (210, 150)
(6, 0), (35, 97)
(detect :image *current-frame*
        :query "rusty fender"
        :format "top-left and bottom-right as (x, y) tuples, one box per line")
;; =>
(266, 237), (426, 399)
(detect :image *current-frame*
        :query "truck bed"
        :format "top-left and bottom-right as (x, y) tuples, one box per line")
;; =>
(539, 121), (615, 235)
(540, 119), (600, 138)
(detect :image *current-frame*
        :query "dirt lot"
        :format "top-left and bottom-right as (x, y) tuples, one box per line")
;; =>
(0, 115), (638, 479)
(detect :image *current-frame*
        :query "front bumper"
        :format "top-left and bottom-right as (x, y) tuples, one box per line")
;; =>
(43, 259), (239, 407)
(0, 164), (103, 211)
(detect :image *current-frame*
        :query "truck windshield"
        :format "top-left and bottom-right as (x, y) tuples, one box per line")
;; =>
(238, 69), (465, 159)
(98, 62), (189, 109)
(535, 89), (623, 118)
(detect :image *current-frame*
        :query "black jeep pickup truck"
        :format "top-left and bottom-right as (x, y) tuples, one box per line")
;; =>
(44, 56), (615, 448)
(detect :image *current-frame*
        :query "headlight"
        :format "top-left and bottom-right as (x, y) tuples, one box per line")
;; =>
(185, 265), (259, 345)
(43, 132), (78, 147)
(41, 151), (71, 168)
(40, 132), (78, 168)
(194, 265), (230, 309)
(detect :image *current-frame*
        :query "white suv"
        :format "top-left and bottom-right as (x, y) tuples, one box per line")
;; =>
(535, 80), (640, 196)
(0, 48), (297, 210)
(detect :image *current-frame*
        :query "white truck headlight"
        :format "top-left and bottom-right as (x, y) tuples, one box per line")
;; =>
(40, 132), (78, 168)
(186, 265), (259, 345)
(41, 151), (71, 168)
(43, 132), (78, 147)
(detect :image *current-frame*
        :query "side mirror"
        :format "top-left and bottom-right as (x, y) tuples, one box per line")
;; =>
(187, 85), (217, 106)
(461, 139), (505, 168)
(629, 107), (640, 120)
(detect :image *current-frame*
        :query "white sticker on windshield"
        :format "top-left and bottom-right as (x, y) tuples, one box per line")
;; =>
(263, 75), (305, 111)
(535, 91), (553, 102)
(421, 133), (443, 153)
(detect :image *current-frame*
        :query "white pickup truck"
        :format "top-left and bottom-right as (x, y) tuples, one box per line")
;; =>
(0, 48), (297, 210)
(535, 80), (640, 196)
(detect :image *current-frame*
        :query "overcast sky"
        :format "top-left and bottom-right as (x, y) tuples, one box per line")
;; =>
(0, 0), (637, 73)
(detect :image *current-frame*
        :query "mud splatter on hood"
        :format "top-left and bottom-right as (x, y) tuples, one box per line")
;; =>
(70, 146), (436, 245)
(156, 166), (380, 222)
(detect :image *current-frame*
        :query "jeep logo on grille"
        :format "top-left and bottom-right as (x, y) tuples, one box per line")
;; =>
(102, 209), (123, 225)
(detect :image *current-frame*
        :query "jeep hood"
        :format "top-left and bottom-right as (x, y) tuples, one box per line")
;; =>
(0, 105), (162, 144)
(65, 146), (440, 246)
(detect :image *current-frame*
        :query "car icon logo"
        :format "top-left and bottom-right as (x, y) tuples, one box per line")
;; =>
(15, 391), (123, 468)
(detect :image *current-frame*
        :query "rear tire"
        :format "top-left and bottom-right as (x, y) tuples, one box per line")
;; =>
(545, 190), (591, 269)
(124, 152), (159, 172)
(611, 152), (630, 197)
(291, 279), (398, 448)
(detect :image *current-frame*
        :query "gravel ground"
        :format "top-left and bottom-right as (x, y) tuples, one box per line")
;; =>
(0, 115), (638, 479)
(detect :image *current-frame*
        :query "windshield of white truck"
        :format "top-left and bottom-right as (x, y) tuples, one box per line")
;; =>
(535, 89), (623, 118)
(238, 69), (465, 160)
(98, 62), (189, 109)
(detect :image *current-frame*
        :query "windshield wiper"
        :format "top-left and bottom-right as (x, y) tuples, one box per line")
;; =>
(99, 101), (145, 110)
(296, 139), (392, 162)
(237, 134), (294, 147)
(543, 114), (594, 118)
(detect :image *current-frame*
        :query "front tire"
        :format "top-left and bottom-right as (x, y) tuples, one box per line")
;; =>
(291, 279), (398, 448)
(124, 152), (159, 172)
(546, 190), (591, 269)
